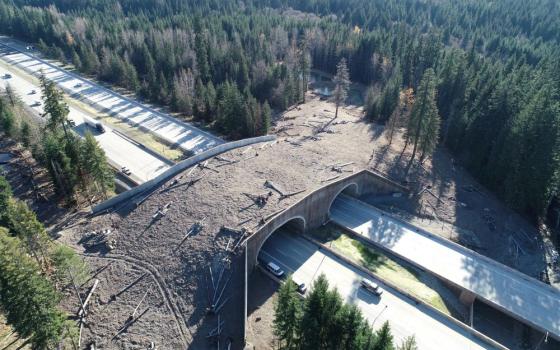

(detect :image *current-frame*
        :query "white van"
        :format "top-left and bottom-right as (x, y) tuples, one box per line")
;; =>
(361, 279), (383, 296)
(266, 262), (284, 277)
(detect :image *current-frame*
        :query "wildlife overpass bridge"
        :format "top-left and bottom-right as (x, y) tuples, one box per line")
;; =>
(247, 170), (560, 342)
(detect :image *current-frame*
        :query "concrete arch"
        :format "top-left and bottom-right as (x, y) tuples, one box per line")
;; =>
(254, 216), (307, 264)
(328, 182), (359, 216)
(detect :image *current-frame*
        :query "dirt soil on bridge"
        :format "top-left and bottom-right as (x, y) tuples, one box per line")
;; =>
(1, 89), (550, 349)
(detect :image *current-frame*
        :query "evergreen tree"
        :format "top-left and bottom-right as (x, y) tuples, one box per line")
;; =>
(0, 228), (66, 348)
(273, 276), (301, 349)
(5, 199), (50, 270)
(40, 74), (70, 139)
(333, 58), (350, 119)
(397, 336), (418, 350)
(262, 101), (272, 135)
(50, 244), (89, 289)
(298, 39), (311, 103)
(0, 176), (12, 224)
(299, 274), (330, 349)
(20, 120), (31, 148)
(80, 132), (114, 199)
(42, 133), (76, 198)
(405, 68), (440, 175)
(374, 321), (394, 350)
(0, 105), (15, 137)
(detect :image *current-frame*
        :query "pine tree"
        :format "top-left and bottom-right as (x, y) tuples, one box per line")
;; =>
(405, 68), (440, 175)
(274, 276), (301, 349)
(50, 244), (89, 289)
(0, 106), (15, 137)
(397, 336), (418, 350)
(338, 304), (370, 350)
(0, 228), (66, 348)
(299, 274), (330, 349)
(262, 101), (272, 135)
(42, 133), (77, 199)
(71, 50), (82, 70)
(40, 74), (70, 139)
(4, 83), (18, 106)
(333, 58), (350, 118)
(298, 39), (311, 103)
(0, 176), (12, 225)
(374, 321), (394, 350)
(20, 121), (31, 148)
(5, 199), (51, 271)
(195, 30), (211, 83)
(80, 132), (114, 199)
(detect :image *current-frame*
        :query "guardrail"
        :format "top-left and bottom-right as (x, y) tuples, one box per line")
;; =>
(92, 135), (276, 213)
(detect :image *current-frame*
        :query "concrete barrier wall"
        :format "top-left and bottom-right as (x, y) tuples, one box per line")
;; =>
(93, 135), (276, 213)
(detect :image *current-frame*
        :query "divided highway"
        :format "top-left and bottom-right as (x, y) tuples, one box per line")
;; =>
(0, 52), (170, 184)
(260, 230), (496, 350)
(330, 195), (560, 341)
(0, 36), (223, 155)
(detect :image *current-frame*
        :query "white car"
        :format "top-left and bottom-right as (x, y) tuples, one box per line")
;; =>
(266, 261), (284, 277)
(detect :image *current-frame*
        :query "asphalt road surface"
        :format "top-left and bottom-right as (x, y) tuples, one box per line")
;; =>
(0, 57), (170, 184)
(260, 230), (497, 350)
(0, 36), (223, 154)
(330, 195), (560, 341)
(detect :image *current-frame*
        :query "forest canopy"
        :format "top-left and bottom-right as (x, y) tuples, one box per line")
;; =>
(0, 0), (559, 218)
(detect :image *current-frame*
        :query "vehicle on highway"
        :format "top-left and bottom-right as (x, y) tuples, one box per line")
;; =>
(67, 119), (76, 127)
(266, 261), (284, 277)
(3, 73), (11, 79)
(74, 83), (83, 88)
(361, 279), (383, 296)
(292, 277), (307, 294)
(31, 101), (41, 107)
(26, 46), (34, 50)
(83, 117), (106, 133)
(121, 166), (132, 176)
(30, 89), (36, 95)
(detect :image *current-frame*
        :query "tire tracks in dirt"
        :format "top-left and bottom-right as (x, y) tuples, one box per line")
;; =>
(79, 252), (192, 348)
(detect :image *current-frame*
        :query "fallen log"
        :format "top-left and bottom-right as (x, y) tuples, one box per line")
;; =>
(78, 279), (99, 318)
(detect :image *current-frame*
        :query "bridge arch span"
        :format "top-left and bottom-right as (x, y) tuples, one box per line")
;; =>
(328, 182), (359, 216)
(246, 170), (408, 270)
(254, 216), (306, 262)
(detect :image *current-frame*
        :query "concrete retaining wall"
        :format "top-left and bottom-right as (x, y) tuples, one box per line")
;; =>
(93, 135), (276, 213)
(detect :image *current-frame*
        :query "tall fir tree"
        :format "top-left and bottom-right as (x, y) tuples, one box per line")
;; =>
(333, 58), (350, 119)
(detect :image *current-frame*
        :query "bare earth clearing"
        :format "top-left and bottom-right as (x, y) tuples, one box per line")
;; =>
(0, 91), (548, 349)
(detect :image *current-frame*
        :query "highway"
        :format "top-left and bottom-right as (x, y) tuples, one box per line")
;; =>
(330, 195), (560, 340)
(260, 230), (497, 350)
(0, 57), (170, 184)
(0, 36), (223, 155)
